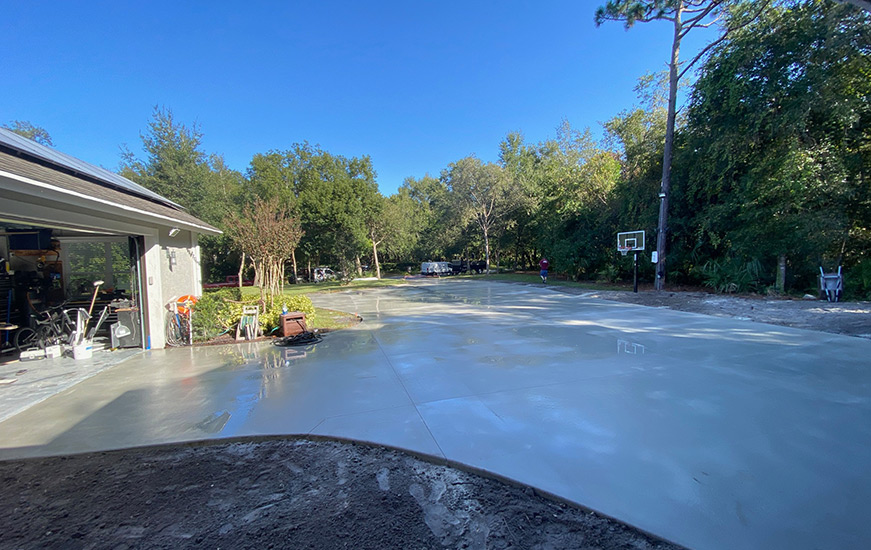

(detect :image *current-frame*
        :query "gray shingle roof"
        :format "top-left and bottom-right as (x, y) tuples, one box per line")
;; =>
(0, 127), (184, 209)
(0, 147), (220, 234)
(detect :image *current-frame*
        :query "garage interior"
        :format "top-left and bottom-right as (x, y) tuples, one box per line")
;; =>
(0, 223), (144, 363)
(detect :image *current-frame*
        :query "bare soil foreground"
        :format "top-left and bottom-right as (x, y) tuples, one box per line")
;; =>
(553, 286), (871, 339)
(0, 438), (681, 550)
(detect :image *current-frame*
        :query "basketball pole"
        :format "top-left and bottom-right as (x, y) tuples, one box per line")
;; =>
(633, 251), (639, 293)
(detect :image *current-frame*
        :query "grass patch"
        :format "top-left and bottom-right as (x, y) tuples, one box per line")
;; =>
(313, 307), (360, 331)
(235, 279), (405, 332)
(474, 272), (617, 290)
(241, 278), (408, 300)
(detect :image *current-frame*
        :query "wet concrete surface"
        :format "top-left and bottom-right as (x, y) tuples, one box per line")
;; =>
(0, 279), (869, 550)
(0, 348), (142, 423)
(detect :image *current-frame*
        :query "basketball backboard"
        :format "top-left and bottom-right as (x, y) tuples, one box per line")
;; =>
(617, 230), (645, 254)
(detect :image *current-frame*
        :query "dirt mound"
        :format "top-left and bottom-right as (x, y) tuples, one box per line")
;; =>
(0, 437), (682, 549)
(548, 286), (871, 339)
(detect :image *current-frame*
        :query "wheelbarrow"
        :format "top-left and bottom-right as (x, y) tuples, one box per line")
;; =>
(819, 266), (843, 302)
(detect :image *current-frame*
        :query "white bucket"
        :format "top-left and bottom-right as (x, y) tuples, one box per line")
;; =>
(73, 344), (93, 360)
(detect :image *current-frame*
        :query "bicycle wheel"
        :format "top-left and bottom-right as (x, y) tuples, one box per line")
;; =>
(38, 324), (62, 347)
(14, 327), (39, 352)
(165, 313), (184, 346)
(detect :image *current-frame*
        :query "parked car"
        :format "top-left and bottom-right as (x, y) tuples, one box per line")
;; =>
(312, 267), (336, 282)
(203, 275), (254, 289)
(469, 260), (487, 273)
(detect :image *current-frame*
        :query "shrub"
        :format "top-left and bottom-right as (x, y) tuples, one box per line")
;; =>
(203, 286), (242, 300)
(192, 290), (239, 342)
(596, 263), (620, 283)
(192, 291), (315, 342)
(259, 296), (316, 334)
(701, 257), (762, 293)
(844, 259), (871, 300)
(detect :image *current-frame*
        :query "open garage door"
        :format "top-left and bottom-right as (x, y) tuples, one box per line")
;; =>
(1, 222), (146, 360)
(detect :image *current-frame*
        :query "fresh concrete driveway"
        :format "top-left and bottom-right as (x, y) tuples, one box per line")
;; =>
(1, 279), (869, 550)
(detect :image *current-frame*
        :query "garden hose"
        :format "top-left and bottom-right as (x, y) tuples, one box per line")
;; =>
(273, 331), (323, 347)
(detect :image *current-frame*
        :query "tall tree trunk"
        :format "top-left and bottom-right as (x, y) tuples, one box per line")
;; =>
(776, 254), (787, 294)
(372, 239), (382, 279)
(257, 260), (265, 303)
(355, 255), (363, 277)
(238, 252), (245, 291)
(291, 249), (298, 284)
(483, 226), (490, 275)
(655, 10), (683, 291)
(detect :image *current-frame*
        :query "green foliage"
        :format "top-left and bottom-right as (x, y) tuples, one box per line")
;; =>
(499, 119), (624, 279)
(379, 189), (423, 263)
(200, 235), (243, 284)
(259, 296), (316, 333)
(442, 156), (515, 269)
(400, 175), (458, 260)
(247, 143), (377, 271)
(596, 263), (621, 284)
(844, 259), (871, 300)
(192, 288), (241, 342)
(120, 107), (244, 228)
(192, 288), (315, 342)
(700, 257), (762, 294)
(204, 287), (242, 300)
(682, 1), (871, 291)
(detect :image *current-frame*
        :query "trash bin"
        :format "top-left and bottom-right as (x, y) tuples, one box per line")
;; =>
(280, 312), (307, 337)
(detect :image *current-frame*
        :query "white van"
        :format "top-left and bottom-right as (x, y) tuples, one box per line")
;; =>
(420, 262), (451, 276)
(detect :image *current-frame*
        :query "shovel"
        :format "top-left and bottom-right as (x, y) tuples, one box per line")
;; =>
(88, 280), (104, 316)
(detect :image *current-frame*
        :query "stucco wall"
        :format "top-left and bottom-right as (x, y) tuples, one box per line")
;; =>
(141, 228), (203, 349)
(158, 228), (201, 302)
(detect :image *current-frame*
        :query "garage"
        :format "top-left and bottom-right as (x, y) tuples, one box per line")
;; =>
(0, 127), (220, 360)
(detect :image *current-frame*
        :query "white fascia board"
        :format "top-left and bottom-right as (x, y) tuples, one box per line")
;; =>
(0, 169), (222, 235)
(1, 194), (158, 236)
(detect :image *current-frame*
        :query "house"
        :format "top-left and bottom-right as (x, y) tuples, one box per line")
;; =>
(0, 127), (220, 350)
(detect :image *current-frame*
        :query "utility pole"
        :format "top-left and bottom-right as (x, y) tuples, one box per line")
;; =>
(654, 9), (681, 292)
(655, 189), (668, 291)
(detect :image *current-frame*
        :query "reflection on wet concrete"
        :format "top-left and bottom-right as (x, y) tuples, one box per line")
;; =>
(1, 279), (870, 550)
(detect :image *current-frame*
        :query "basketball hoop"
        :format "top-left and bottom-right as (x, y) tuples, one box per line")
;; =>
(617, 230), (645, 294)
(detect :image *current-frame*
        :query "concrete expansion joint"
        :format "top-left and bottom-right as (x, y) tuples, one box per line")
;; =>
(371, 331), (448, 460)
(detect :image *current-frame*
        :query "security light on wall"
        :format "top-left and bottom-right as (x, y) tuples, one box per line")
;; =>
(168, 227), (180, 237)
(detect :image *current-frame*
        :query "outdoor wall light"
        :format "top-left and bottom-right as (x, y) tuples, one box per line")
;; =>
(168, 227), (180, 237)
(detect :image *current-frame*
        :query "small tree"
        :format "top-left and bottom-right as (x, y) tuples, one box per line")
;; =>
(225, 198), (303, 307)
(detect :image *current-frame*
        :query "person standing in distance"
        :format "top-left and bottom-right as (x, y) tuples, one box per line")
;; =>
(539, 257), (549, 283)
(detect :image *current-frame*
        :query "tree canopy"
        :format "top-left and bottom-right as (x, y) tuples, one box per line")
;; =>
(115, 0), (871, 298)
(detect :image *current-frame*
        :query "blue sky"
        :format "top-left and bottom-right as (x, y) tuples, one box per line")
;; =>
(1, 1), (714, 195)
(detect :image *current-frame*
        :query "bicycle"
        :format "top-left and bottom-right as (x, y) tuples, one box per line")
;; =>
(13, 303), (71, 352)
(165, 296), (197, 346)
